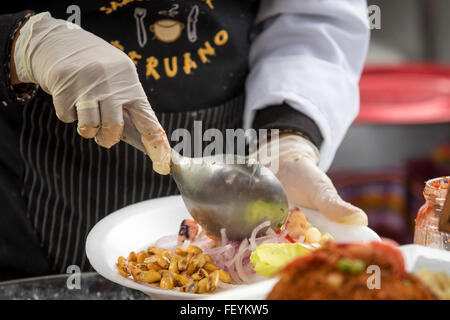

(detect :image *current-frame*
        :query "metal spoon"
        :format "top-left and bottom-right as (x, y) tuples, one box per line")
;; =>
(122, 122), (289, 240)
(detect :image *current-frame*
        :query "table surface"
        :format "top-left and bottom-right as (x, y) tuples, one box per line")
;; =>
(0, 272), (151, 300)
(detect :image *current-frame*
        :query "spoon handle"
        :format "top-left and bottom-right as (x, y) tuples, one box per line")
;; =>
(121, 112), (184, 175)
(121, 111), (149, 154)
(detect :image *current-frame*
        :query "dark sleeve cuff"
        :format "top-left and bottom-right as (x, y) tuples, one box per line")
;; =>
(252, 103), (324, 149)
(0, 10), (38, 106)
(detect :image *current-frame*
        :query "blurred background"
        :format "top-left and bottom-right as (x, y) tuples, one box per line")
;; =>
(329, 0), (450, 244)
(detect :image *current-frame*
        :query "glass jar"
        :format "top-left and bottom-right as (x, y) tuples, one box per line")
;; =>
(414, 176), (449, 250)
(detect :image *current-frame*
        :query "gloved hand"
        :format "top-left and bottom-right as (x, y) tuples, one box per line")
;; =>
(256, 133), (368, 226)
(12, 12), (171, 174)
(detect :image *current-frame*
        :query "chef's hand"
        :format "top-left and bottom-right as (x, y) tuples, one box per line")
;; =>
(256, 133), (368, 226)
(11, 12), (171, 174)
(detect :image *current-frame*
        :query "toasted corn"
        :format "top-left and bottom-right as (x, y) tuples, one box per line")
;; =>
(136, 263), (148, 270)
(139, 270), (161, 283)
(203, 263), (218, 272)
(198, 277), (210, 294)
(200, 268), (209, 278)
(117, 265), (129, 277)
(209, 270), (220, 289)
(146, 262), (162, 271)
(169, 259), (179, 274)
(217, 269), (232, 283)
(193, 267), (210, 280)
(174, 247), (188, 256)
(189, 255), (201, 272)
(161, 250), (172, 259)
(178, 258), (188, 271)
(156, 255), (170, 269)
(160, 272), (175, 290)
(144, 256), (158, 264)
(119, 244), (233, 293)
(204, 255), (213, 263)
(147, 246), (163, 255)
(184, 261), (196, 276)
(174, 273), (190, 287)
(128, 251), (137, 262)
(186, 245), (202, 255)
(183, 281), (198, 293)
(130, 266), (141, 281)
(136, 251), (148, 264)
(191, 273), (202, 281)
(193, 254), (206, 269)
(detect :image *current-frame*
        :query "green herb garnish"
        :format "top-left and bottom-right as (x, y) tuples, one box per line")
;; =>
(337, 258), (365, 274)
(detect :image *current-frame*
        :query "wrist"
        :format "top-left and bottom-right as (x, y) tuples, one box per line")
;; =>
(278, 134), (320, 165)
(12, 12), (52, 86)
(252, 103), (324, 150)
(10, 16), (31, 85)
(279, 129), (311, 142)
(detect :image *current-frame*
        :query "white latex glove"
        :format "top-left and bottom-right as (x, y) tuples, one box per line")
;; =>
(256, 134), (368, 226)
(13, 12), (171, 174)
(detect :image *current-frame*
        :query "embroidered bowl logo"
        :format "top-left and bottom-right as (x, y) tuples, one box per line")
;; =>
(149, 19), (185, 43)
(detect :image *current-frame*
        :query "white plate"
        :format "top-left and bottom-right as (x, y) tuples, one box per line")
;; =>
(86, 195), (380, 300)
(400, 244), (450, 274)
(204, 244), (450, 300)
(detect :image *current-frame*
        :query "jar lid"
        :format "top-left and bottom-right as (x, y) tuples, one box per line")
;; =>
(357, 64), (450, 124)
(424, 176), (449, 207)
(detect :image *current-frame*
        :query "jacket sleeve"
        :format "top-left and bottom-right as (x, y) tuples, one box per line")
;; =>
(0, 10), (38, 106)
(245, 0), (370, 171)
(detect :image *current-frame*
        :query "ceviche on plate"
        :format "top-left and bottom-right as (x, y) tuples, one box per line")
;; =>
(86, 195), (380, 299)
(116, 207), (332, 293)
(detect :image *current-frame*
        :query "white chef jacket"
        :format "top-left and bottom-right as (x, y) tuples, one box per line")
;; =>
(245, 0), (370, 171)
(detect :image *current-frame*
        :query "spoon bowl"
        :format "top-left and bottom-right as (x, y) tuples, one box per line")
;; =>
(122, 123), (289, 240)
(171, 153), (289, 240)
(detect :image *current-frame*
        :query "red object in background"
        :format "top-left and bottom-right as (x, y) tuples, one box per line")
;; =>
(357, 64), (450, 124)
